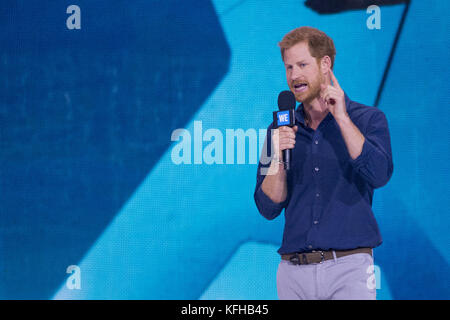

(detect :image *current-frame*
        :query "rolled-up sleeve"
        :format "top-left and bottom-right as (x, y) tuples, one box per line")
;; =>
(253, 126), (287, 220)
(254, 177), (287, 220)
(349, 110), (394, 188)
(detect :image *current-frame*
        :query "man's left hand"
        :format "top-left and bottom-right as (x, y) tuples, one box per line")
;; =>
(320, 69), (348, 122)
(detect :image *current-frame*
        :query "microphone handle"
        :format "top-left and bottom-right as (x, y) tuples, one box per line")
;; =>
(282, 148), (291, 170)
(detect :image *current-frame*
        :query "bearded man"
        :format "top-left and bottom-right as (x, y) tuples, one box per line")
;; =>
(254, 26), (394, 300)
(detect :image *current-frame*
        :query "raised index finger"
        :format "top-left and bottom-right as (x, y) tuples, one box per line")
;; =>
(329, 69), (341, 90)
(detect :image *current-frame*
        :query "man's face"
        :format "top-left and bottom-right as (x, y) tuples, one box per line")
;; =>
(284, 42), (324, 103)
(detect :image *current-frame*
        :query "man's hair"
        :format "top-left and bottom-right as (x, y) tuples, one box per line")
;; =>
(278, 26), (336, 69)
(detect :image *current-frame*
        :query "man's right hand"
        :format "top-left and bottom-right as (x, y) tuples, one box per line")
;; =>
(261, 125), (298, 202)
(277, 125), (298, 162)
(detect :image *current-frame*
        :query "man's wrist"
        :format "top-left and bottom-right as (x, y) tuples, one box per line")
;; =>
(261, 156), (285, 176)
(271, 155), (284, 166)
(335, 112), (351, 127)
(267, 155), (285, 174)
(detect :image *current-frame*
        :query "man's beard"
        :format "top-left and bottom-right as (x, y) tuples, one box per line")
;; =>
(293, 73), (323, 104)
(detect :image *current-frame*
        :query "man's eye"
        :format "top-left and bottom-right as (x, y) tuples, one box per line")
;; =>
(300, 63), (306, 68)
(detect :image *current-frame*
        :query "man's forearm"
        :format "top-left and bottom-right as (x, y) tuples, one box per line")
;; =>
(261, 162), (288, 203)
(335, 114), (365, 160)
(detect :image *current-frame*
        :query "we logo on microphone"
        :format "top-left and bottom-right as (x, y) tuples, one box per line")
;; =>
(276, 111), (291, 126)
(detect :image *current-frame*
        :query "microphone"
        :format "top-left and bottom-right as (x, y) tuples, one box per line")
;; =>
(273, 90), (296, 170)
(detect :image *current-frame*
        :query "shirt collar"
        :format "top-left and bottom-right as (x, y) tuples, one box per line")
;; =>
(295, 92), (351, 127)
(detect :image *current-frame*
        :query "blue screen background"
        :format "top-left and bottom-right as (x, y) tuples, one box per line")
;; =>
(0, 1), (449, 299)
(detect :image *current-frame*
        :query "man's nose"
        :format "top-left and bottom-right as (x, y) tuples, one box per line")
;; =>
(290, 65), (303, 81)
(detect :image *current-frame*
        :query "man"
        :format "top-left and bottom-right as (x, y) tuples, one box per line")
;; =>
(254, 26), (393, 300)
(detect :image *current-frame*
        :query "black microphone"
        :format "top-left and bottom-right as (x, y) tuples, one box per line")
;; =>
(273, 90), (296, 170)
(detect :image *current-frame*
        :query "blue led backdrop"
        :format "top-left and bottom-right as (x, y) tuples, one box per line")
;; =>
(0, 0), (449, 299)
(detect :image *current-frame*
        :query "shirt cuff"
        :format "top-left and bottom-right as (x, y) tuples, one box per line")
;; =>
(348, 138), (374, 169)
(254, 185), (286, 219)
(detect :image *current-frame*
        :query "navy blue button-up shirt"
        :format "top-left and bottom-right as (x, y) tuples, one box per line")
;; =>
(254, 94), (393, 255)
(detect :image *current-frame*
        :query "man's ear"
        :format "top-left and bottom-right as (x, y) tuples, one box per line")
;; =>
(320, 56), (332, 74)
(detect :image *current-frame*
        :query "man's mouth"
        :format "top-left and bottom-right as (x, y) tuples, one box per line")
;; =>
(293, 83), (308, 93)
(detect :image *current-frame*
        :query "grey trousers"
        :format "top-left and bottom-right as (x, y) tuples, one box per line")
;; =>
(276, 251), (376, 300)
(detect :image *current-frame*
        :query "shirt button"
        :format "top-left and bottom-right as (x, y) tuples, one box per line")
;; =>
(314, 167), (319, 172)
(316, 193), (320, 197)
(313, 220), (319, 225)
(308, 245), (313, 249)
(314, 140), (319, 145)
